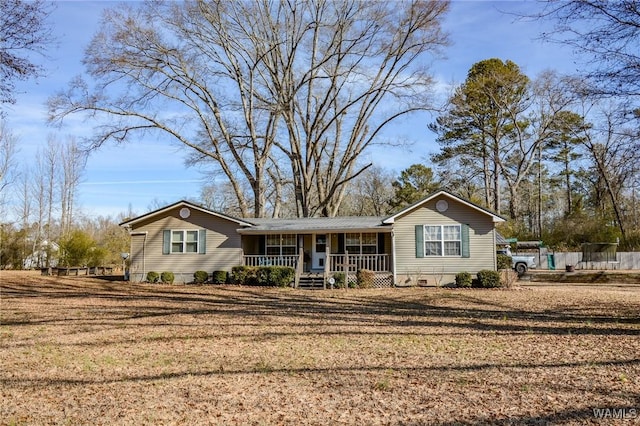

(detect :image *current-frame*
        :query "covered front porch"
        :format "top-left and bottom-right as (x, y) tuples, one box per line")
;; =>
(240, 231), (393, 287)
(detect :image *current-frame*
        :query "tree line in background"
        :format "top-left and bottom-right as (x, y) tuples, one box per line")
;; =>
(0, 121), (131, 269)
(198, 57), (640, 251)
(1, 0), (639, 269)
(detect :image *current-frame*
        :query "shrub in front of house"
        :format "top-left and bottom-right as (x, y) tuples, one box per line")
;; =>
(146, 271), (159, 283)
(476, 269), (501, 288)
(161, 271), (175, 284)
(455, 271), (472, 288)
(212, 270), (228, 284)
(332, 272), (346, 288)
(356, 269), (375, 288)
(256, 266), (295, 287)
(274, 267), (295, 287)
(231, 266), (293, 286)
(497, 254), (512, 270)
(231, 265), (247, 284)
(193, 270), (209, 284)
(231, 266), (257, 285)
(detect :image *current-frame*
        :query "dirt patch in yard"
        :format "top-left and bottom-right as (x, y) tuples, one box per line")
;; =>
(1, 271), (639, 425)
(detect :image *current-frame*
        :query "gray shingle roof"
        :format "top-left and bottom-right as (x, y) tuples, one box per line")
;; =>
(239, 216), (390, 234)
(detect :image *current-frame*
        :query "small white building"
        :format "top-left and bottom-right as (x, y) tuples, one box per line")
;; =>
(23, 240), (59, 269)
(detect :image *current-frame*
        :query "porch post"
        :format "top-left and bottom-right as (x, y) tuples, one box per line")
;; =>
(391, 230), (397, 286)
(323, 234), (330, 289)
(343, 250), (349, 290)
(295, 235), (304, 288)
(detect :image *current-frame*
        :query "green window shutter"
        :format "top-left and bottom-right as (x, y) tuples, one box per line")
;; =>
(377, 233), (385, 254)
(461, 224), (470, 258)
(199, 229), (206, 254)
(415, 225), (424, 258)
(163, 230), (171, 255)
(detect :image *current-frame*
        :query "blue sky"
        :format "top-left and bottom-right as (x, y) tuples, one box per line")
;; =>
(5, 1), (580, 220)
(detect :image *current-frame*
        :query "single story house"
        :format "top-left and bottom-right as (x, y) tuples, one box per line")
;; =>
(119, 190), (506, 286)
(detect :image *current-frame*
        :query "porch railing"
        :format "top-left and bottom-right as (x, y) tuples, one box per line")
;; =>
(243, 255), (299, 268)
(329, 254), (389, 273)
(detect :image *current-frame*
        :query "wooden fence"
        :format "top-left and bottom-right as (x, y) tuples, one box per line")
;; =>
(536, 252), (640, 270)
(41, 266), (115, 276)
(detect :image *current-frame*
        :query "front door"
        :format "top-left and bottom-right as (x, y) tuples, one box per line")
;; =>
(312, 234), (326, 270)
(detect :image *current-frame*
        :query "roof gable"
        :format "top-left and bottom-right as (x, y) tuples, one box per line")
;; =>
(119, 200), (254, 228)
(382, 190), (506, 224)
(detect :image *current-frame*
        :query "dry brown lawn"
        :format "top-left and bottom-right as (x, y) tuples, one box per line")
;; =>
(1, 271), (639, 425)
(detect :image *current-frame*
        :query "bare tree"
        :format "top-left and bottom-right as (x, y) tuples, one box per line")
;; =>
(533, 1), (640, 101)
(59, 137), (85, 236)
(49, 0), (449, 218)
(578, 106), (640, 245)
(199, 179), (249, 218)
(0, 120), (18, 210)
(0, 0), (54, 108)
(262, 0), (450, 217)
(14, 167), (31, 233)
(29, 138), (56, 267)
(337, 165), (395, 216)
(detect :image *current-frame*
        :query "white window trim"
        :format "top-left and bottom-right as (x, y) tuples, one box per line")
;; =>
(423, 224), (462, 257)
(171, 229), (199, 254)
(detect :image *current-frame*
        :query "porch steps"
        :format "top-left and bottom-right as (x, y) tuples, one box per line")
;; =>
(297, 272), (325, 289)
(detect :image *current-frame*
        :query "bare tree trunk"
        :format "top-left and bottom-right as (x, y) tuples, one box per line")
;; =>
(584, 140), (628, 245)
(59, 138), (85, 236)
(481, 134), (492, 209)
(44, 137), (57, 266)
(16, 172), (32, 269)
(564, 157), (572, 217)
(493, 143), (501, 215)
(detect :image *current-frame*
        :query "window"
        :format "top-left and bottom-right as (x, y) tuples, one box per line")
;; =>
(315, 234), (326, 254)
(266, 234), (297, 256)
(424, 226), (442, 256)
(163, 229), (206, 254)
(423, 225), (461, 256)
(345, 232), (377, 254)
(170, 230), (199, 253)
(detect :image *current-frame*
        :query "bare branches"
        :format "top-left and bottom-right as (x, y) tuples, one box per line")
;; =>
(0, 0), (54, 107)
(0, 120), (18, 206)
(48, 0), (449, 217)
(534, 0), (640, 99)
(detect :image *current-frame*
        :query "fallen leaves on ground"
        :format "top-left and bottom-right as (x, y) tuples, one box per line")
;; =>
(1, 271), (638, 425)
